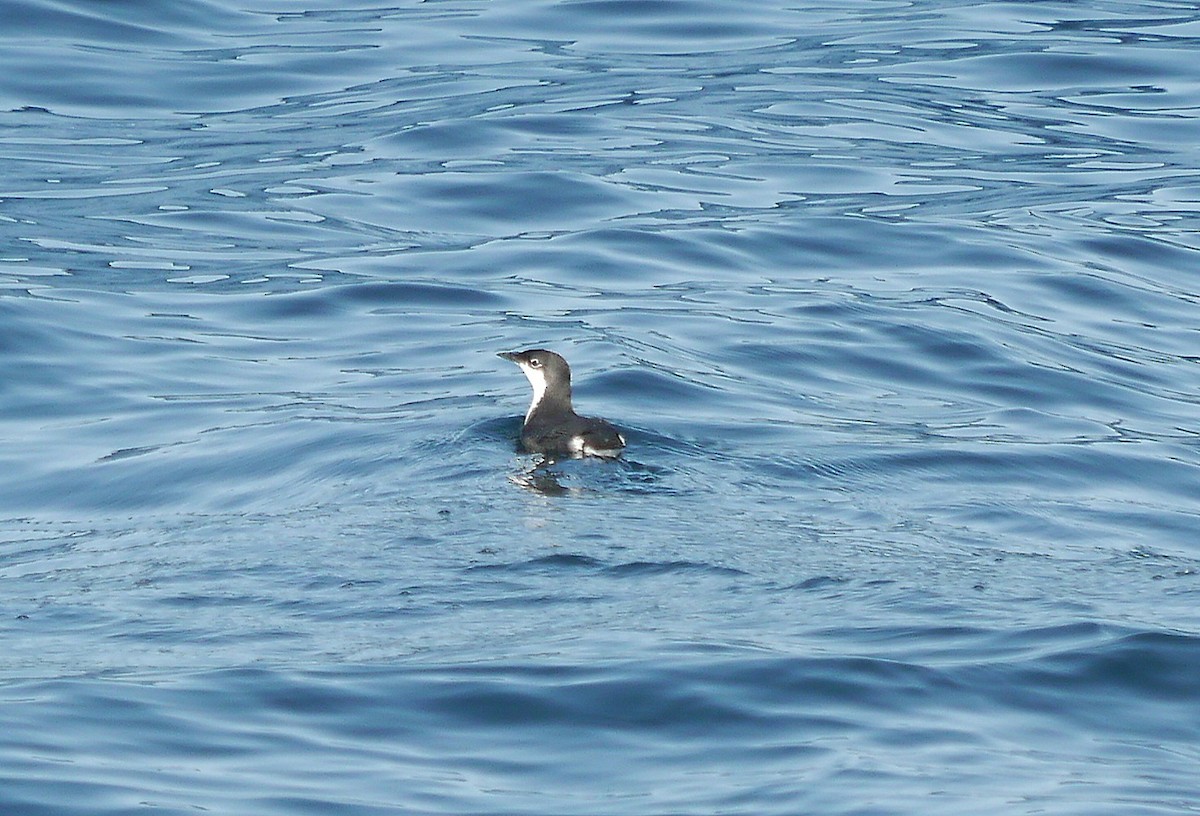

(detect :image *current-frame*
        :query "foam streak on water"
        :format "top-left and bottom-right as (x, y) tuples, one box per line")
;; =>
(2, 1), (1200, 813)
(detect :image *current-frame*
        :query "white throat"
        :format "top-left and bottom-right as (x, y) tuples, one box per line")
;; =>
(519, 364), (548, 424)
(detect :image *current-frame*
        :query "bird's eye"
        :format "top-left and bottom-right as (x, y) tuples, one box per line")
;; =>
(529, 357), (541, 368)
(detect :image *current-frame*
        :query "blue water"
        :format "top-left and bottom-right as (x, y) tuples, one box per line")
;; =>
(3, 0), (1200, 813)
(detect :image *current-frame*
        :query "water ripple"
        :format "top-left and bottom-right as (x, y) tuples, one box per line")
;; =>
(4, 1), (1200, 813)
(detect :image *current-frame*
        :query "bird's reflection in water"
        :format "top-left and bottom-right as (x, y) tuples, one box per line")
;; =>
(508, 452), (650, 497)
(509, 458), (573, 496)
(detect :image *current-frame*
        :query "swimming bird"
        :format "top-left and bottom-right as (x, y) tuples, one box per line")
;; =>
(498, 349), (626, 459)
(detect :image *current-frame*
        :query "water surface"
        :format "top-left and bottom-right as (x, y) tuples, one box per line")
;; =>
(2, 1), (1199, 813)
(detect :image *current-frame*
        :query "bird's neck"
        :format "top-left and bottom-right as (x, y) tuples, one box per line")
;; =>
(525, 381), (573, 425)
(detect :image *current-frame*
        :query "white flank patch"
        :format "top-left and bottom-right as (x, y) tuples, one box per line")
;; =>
(582, 433), (624, 458)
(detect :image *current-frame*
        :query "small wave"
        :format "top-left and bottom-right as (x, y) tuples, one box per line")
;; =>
(606, 560), (748, 578)
(466, 553), (605, 575)
(997, 627), (1200, 704)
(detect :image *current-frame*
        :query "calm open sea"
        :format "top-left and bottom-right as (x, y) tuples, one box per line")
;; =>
(2, 1), (1200, 813)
